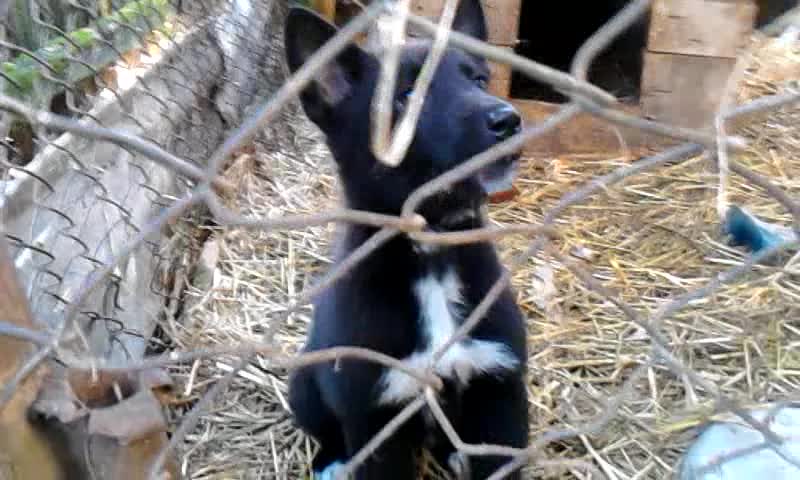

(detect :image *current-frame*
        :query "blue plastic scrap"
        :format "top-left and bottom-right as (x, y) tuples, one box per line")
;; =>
(722, 205), (796, 253)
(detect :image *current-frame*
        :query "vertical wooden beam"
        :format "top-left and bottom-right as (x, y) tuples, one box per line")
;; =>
(312, 0), (336, 22)
(410, 0), (521, 99)
(488, 49), (513, 98)
(641, 0), (758, 130)
(647, 0), (757, 58)
(410, 0), (521, 46)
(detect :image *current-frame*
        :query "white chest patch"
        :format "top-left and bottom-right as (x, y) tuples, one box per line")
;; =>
(377, 270), (519, 405)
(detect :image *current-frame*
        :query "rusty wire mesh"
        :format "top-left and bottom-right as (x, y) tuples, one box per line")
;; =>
(0, 0), (799, 478)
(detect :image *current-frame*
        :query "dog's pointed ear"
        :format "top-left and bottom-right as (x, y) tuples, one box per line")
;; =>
(285, 7), (368, 126)
(451, 0), (488, 42)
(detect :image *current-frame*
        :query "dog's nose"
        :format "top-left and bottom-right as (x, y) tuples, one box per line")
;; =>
(486, 104), (521, 139)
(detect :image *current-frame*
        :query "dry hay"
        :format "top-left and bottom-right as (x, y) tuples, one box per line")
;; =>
(163, 33), (800, 479)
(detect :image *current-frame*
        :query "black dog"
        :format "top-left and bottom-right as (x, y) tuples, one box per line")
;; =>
(285, 1), (529, 478)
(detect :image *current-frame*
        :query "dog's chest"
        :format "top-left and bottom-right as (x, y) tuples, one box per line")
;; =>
(376, 269), (518, 405)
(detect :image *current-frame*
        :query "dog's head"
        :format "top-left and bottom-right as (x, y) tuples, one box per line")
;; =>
(284, 0), (522, 224)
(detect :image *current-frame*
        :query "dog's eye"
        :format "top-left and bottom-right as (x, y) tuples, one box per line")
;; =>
(474, 76), (489, 90)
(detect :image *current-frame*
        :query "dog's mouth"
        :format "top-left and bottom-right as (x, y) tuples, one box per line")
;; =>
(476, 153), (520, 196)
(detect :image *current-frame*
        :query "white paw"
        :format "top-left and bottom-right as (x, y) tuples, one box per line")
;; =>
(315, 461), (346, 480)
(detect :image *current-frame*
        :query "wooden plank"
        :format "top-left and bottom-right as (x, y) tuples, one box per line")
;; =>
(313, 0), (337, 21)
(511, 99), (666, 156)
(488, 49), (512, 98)
(0, 235), (69, 480)
(641, 51), (737, 130)
(0, 237), (38, 362)
(648, 0), (757, 58)
(410, 0), (521, 46)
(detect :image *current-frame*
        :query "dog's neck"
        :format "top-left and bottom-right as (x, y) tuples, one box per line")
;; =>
(336, 180), (487, 233)
(331, 149), (488, 235)
(428, 204), (485, 232)
(337, 199), (487, 256)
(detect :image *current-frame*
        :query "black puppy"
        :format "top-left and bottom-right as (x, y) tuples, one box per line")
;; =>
(285, 1), (529, 478)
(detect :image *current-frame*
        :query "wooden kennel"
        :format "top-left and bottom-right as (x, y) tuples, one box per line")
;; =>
(321, 0), (769, 155)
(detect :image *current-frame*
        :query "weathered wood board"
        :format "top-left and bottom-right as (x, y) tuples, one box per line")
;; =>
(511, 99), (666, 155)
(488, 48), (513, 97)
(410, 0), (521, 46)
(313, 0), (337, 21)
(648, 0), (757, 58)
(641, 52), (737, 130)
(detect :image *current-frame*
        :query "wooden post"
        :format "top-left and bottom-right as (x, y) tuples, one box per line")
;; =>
(410, 0), (521, 97)
(312, 0), (336, 22)
(641, 0), (758, 130)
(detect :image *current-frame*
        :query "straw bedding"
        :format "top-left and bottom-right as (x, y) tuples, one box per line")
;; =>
(163, 32), (800, 479)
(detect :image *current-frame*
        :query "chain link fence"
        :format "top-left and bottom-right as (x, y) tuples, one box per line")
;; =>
(0, 0), (798, 478)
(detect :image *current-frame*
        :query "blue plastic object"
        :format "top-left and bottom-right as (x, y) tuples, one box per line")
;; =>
(722, 205), (795, 253)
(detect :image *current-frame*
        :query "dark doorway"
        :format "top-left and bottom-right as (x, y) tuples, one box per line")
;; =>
(509, 1), (649, 104)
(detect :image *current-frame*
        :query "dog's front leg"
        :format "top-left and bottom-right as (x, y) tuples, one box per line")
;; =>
(456, 373), (529, 479)
(339, 409), (421, 480)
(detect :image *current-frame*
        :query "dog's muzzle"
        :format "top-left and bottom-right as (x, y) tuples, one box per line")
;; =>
(477, 154), (519, 195)
(478, 103), (522, 195)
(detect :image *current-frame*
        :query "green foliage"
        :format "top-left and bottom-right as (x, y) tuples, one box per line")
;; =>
(68, 28), (101, 49)
(1, 0), (173, 104)
(96, 0), (168, 30)
(38, 45), (69, 73)
(1, 62), (36, 93)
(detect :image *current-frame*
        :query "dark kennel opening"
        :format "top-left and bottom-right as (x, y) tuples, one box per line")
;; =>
(755, 0), (799, 28)
(509, 1), (649, 104)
